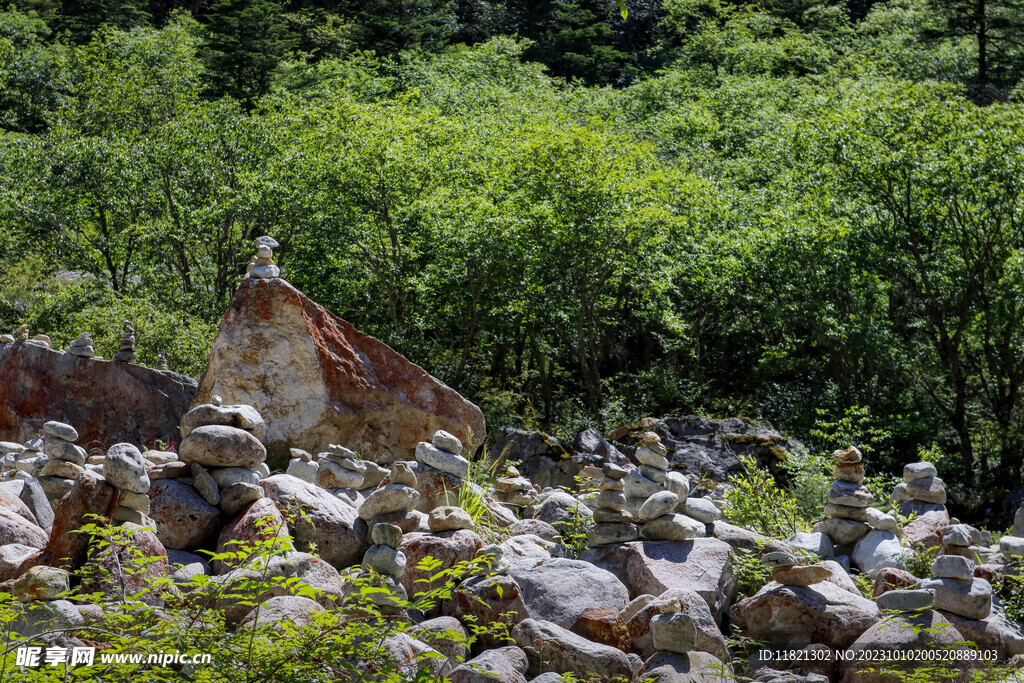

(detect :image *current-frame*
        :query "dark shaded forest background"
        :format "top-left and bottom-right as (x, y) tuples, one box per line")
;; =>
(2, 0), (1024, 510)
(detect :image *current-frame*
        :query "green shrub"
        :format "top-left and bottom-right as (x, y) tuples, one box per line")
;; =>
(726, 454), (810, 538)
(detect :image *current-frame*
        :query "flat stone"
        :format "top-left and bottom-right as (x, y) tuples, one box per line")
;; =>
(833, 463), (865, 484)
(932, 554), (974, 580)
(358, 484), (420, 520)
(415, 442), (469, 479)
(286, 458), (319, 482)
(432, 430), (463, 456)
(772, 564), (832, 587)
(641, 513), (704, 541)
(602, 464), (627, 480)
(103, 443), (151, 494)
(682, 497), (721, 523)
(150, 461), (189, 479)
(595, 489), (627, 512)
(832, 446), (862, 463)
(828, 481), (874, 508)
(635, 446), (669, 470)
(42, 421), (77, 442)
(428, 506), (474, 532)
(917, 577), (992, 620)
(623, 471), (661, 499)
(906, 476), (947, 504)
(38, 459), (83, 479)
(876, 589), (935, 612)
(813, 517), (871, 546)
(181, 403), (266, 439)
(903, 462), (937, 482)
(825, 502), (870, 521)
(942, 524), (973, 548)
(179, 425), (266, 469)
(317, 460), (364, 489)
(588, 523), (640, 546)
(638, 491), (679, 522)
(211, 467), (261, 488)
(762, 551), (799, 568)
(592, 508), (633, 524)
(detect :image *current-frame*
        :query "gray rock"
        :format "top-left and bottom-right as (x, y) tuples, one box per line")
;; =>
(180, 403), (265, 439)
(220, 482), (264, 516)
(762, 551), (799, 568)
(317, 460), (364, 489)
(286, 458), (319, 482)
(932, 554), (974, 580)
(358, 484), (420, 520)
(512, 618), (632, 680)
(682, 497), (722, 523)
(786, 532), (834, 557)
(509, 558), (629, 629)
(179, 425), (267, 469)
(852, 530), (905, 577)
(812, 517), (870, 547)
(103, 443), (151, 494)
(14, 565), (70, 600)
(595, 489), (627, 511)
(42, 421), (78, 442)
(449, 646), (527, 683)
(148, 479), (220, 550)
(211, 467), (261, 489)
(650, 612), (698, 654)
(431, 430), (464, 456)
(0, 544), (36, 581)
(415, 442), (469, 479)
(641, 513), (704, 541)
(636, 446), (669, 470)
(624, 471), (662, 499)
(390, 461), (417, 487)
(45, 439), (86, 465)
(906, 476), (947, 504)
(191, 464), (220, 506)
(903, 462), (937, 482)
(917, 577), (992, 620)
(864, 506), (899, 532)
(827, 481), (874, 508)
(119, 491), (151, 513)
(588, 523), (640, 545)
(1000, 535), (1024, 559)
(371, 523), (403, 548)
(662, 471), (690, 502)
(639, 491), (679, 522)
(362, 544), (406, 577)
(10, 599), (83, 636)
(942, 524), (973, 548)
(410, 616), (468, 662)
(876, 589), (935, 612)
(428, 506), (474, 532)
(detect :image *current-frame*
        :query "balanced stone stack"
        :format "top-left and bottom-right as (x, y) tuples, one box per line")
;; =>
(940, 523), (977, 559)
(876, 588), (935, 613)
(155, 353), (168, 371)
(763, 551), (831, 587)
(360, 522), (408, 609)
(286, 445), (387, 494)
(623, 432), (669, 518)
(649, 598), (698, 655)
(36, 421), (87, 501)
(492, 465), (538, 509)
(14, 437), (44, 476)
(16, 325), (29, 342)
(587, 463), (639, 546)
(813, 447), (874, 552)
(103, 443), (155, 526)
(247, 237), (280, 279)
(111, 321), (137, 363)
(917, 555), (992, 620)
(891, 462), (947, 517)
(286, 449), (319, 483)
(66, 332), (95, 358)
(178, 401), (267, 516)
(359, 461), (422, 534)
(638, 488), (703, 541)
(415, 430), (470, 480)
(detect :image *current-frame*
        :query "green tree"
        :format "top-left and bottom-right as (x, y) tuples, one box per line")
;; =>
(202, 0), (295, 102)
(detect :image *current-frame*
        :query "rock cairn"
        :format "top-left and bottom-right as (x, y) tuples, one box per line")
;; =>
(359, 522), (408, 609)
(813, 447), (875, 552)
(891, 461), (947, 517)
(623, 432), (668, 517)
(763, 551), (831, 587)
(639, 488), (703, 542)
(13, 436), (44, 478)
(285, 444), (387, 493)
(588, 463), (639, 546)
(359, 461), (421, 534)
(178, 401), (267, 516)
(286, 448), (319, 482)
(416, 430), (470, 480)
(917, 555), (992, 620)
(66, 332), (95, 358)
(112, 321), (137, 363)
(940, 523), (978, 559)
(492, 465), (538, 509)
(155, 353), (168, 371)
(35, 421), (87, 502)
(247, 237), (280, 279)
(15, 325), (29, 342)
(103, 442), (155, 526)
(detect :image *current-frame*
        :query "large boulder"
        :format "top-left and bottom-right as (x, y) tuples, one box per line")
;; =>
(398, 530), (484, 604)
(149, 479), (221, 550)
(730, 581), (879, 649)
(625, 588), (729, 661)
(508, 558), (629, 629)
(259, 474), (365, 568)
(839, 611), (976, 682)
(487, 427), (604, 491)
(0, 340), (196, 447)
(193, 277), (484, 464)
(34, 471), (117, 570)
(512, 618), (633, 680)
(580, 539), (736, 621)
(637, 651), (735, 683)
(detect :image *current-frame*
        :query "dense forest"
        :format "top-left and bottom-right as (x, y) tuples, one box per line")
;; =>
(2, 0), (1024, 509)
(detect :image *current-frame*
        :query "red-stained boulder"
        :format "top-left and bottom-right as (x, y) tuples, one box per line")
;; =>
(569, 607), (632, 652)
(903, 509), (950, 550)
(625, 588), (728, 661)
(399, 530), (484, 609)
(0, 341), (196, 448)
(193, 278), (485, 464)
(214, 498), (291, 574)
(872, 567), (918, 598)
(82, 523), (170, 607)
(32, 471), (116, 571)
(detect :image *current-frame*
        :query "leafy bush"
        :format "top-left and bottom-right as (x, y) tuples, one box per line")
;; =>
(725, 454), (810, 538)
